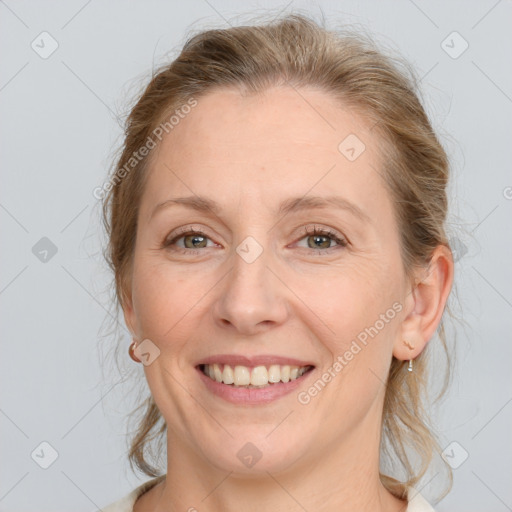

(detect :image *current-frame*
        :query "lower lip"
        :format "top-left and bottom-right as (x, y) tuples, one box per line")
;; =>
(196, 366), (314, 405)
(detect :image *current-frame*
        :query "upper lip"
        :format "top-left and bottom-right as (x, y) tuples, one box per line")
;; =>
(196, 354), (315, 368)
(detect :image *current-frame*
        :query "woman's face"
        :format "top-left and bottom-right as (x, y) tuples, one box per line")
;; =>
(125, 85), (413, 475)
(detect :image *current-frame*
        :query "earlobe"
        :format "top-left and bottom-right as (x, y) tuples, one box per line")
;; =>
(393, 245), (454, 361)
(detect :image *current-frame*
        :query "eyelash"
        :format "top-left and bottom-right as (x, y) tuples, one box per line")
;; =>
(300, 226), (348, 251)
(163, 225), (348, 255)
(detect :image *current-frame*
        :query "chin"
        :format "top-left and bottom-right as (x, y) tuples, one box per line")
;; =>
(199, 429), (308, 476)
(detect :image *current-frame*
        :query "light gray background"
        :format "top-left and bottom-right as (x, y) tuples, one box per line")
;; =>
(1, 1), (511, 511)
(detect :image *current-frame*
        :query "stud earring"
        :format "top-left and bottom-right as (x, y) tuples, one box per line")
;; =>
(129, 340), (141, 363)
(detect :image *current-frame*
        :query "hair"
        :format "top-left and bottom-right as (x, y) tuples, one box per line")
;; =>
(101, 11), (455, 502)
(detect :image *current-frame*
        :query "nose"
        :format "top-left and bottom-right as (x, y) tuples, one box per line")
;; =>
(212, 242), (289, 336)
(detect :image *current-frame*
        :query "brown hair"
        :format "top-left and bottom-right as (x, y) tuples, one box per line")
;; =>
(101, 12), (455, 501)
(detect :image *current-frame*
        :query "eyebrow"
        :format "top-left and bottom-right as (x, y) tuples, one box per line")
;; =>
(150, 194), (371, 223)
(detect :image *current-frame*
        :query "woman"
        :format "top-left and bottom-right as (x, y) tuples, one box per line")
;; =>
(100, 13), (454, 512)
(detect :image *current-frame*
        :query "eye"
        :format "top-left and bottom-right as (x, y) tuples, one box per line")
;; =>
(163, 227), (216, 253)
(295, 225), (348, 252)
(162, 224), (348, 255)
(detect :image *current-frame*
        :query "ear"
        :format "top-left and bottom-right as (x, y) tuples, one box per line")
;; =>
(121, 282), (138, 339)
(393, 244), (454, 360)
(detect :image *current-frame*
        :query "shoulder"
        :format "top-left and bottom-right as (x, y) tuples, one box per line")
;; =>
(99, 475), (166, 512)
(406, 487), (436, 512)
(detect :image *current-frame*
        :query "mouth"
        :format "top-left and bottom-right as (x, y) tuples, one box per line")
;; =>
(196, 363), (315, 389)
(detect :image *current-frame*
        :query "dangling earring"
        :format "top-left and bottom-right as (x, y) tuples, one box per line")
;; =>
(403, 340), (415, 373)
(129, 340), (141, 363)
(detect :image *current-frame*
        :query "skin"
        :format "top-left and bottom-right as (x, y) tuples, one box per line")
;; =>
(123, 85), (453, 512)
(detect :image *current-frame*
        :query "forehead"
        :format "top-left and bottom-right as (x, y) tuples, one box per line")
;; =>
(142, 85), (390, 220)
(156, 85), (377, 165)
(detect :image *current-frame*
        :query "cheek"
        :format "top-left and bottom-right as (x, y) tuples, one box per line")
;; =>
(131, 257), (200, 341)
(306, 261), (401, 363)
(310, 272), (400, 422)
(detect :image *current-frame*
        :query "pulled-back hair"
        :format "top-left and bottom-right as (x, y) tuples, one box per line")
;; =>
(102, 12), (454, 501)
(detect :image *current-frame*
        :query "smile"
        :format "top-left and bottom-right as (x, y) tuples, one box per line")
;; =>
(199, 363), (314, 388)
(196, 362), (316, 405)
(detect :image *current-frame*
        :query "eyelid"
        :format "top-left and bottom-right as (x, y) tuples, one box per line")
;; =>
(163, 225), (214, 248)
(293, 225), (348, 249)
(163, 224), (348, 254)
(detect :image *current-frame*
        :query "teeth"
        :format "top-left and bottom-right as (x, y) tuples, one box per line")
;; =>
(268, 364), (281, 383)
(234, 365), (250, 386)
(213, 363), (223, 383)
(222, 364), (234, 384)
(201, 363), (311, 387)
(250, 366), (268, 386)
